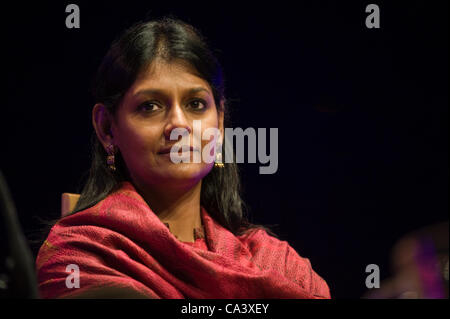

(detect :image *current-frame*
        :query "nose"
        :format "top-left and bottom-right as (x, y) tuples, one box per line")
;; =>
(163, 104), (192, 141)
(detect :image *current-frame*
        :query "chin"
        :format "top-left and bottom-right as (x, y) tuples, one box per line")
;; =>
(152, 162), (213, 185)
(168, 162), (212, 179)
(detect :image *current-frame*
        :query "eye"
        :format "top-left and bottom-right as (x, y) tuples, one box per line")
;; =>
(188, 99), (207, 111)
(138, 101), (162, 113)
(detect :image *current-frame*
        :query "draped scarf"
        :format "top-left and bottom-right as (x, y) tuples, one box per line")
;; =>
(36, 181), (331, 298)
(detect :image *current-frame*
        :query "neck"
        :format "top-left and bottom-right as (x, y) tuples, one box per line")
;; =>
(132, 180), (203, 243)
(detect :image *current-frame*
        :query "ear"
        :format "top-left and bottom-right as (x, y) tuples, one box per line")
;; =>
(92, 103), (115, 149)
(218, 99), (225, 145)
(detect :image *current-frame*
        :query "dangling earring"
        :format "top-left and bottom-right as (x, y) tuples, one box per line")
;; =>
(106, 144), (116, 171)
(214, 142), (224, 168)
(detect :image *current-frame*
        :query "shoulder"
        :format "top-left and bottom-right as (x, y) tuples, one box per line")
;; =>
(35, 198), (139, 277)
(239, 227), (289, 253)
(35, 211), (153, 298)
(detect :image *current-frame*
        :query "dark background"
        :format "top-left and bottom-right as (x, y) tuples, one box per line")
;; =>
(2, 1), (448, 298)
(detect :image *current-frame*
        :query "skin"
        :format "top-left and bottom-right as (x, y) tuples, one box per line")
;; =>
(93, 59), (224, 243)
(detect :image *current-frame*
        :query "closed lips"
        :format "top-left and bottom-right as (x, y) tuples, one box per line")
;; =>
(158, 146), (198, 154)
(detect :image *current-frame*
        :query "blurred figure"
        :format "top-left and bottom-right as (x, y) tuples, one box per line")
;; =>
(363, 222), (449, 299)
(0, 170), (39, 298)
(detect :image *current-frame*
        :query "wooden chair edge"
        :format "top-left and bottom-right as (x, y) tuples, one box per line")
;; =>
(61, 193), (81, 217)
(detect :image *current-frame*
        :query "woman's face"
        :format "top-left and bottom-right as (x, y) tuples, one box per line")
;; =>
(110, 60), (224, 192)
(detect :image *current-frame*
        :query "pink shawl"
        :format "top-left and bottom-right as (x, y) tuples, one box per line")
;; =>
(36, 181), (331, 298)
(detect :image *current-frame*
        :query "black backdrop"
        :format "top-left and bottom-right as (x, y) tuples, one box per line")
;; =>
(2, 1), (448, 298)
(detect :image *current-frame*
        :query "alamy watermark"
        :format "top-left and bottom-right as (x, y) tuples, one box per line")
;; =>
(65, 264), (80, 289)
(168, 120), (278, 175)
(365, 264), (380, 289)
(65, 4), (80, 29)
(66, 4), (381, 30)
(365, 4), (380, 29)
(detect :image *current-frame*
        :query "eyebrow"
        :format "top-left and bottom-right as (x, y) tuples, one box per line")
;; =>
(134, 87), (210, 97)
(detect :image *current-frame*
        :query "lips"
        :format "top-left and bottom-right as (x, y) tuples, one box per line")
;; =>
(158, 145), (198, 154)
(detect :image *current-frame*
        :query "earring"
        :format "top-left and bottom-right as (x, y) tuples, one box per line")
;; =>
(214, 143), (224, 168)
(106, 144), (116, 171)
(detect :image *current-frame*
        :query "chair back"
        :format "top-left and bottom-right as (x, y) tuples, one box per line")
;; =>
(61, 193), (80, 217)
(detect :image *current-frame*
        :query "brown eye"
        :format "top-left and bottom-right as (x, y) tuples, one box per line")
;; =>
(188, 99), (207, 110)
(139, 101), (162, 112)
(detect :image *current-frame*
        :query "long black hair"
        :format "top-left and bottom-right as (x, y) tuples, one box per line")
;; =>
(68, 17), (276, 237)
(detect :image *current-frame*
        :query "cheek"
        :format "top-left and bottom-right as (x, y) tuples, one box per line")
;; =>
(116, 122), (162, 165)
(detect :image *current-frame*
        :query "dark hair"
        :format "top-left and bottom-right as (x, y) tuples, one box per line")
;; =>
(68, 17), (276, 237)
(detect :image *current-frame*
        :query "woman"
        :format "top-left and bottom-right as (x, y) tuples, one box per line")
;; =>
(36, 17), (331, 299)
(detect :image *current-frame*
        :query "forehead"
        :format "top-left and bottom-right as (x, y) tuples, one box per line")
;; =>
(129, 59), (212, 94)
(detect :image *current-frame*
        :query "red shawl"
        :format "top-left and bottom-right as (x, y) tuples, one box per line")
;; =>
(36, 181), (331, 298)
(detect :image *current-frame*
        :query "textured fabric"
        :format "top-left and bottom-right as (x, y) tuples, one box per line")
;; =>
(163, 222), (206, 242)
(36, 181), (331, 299)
